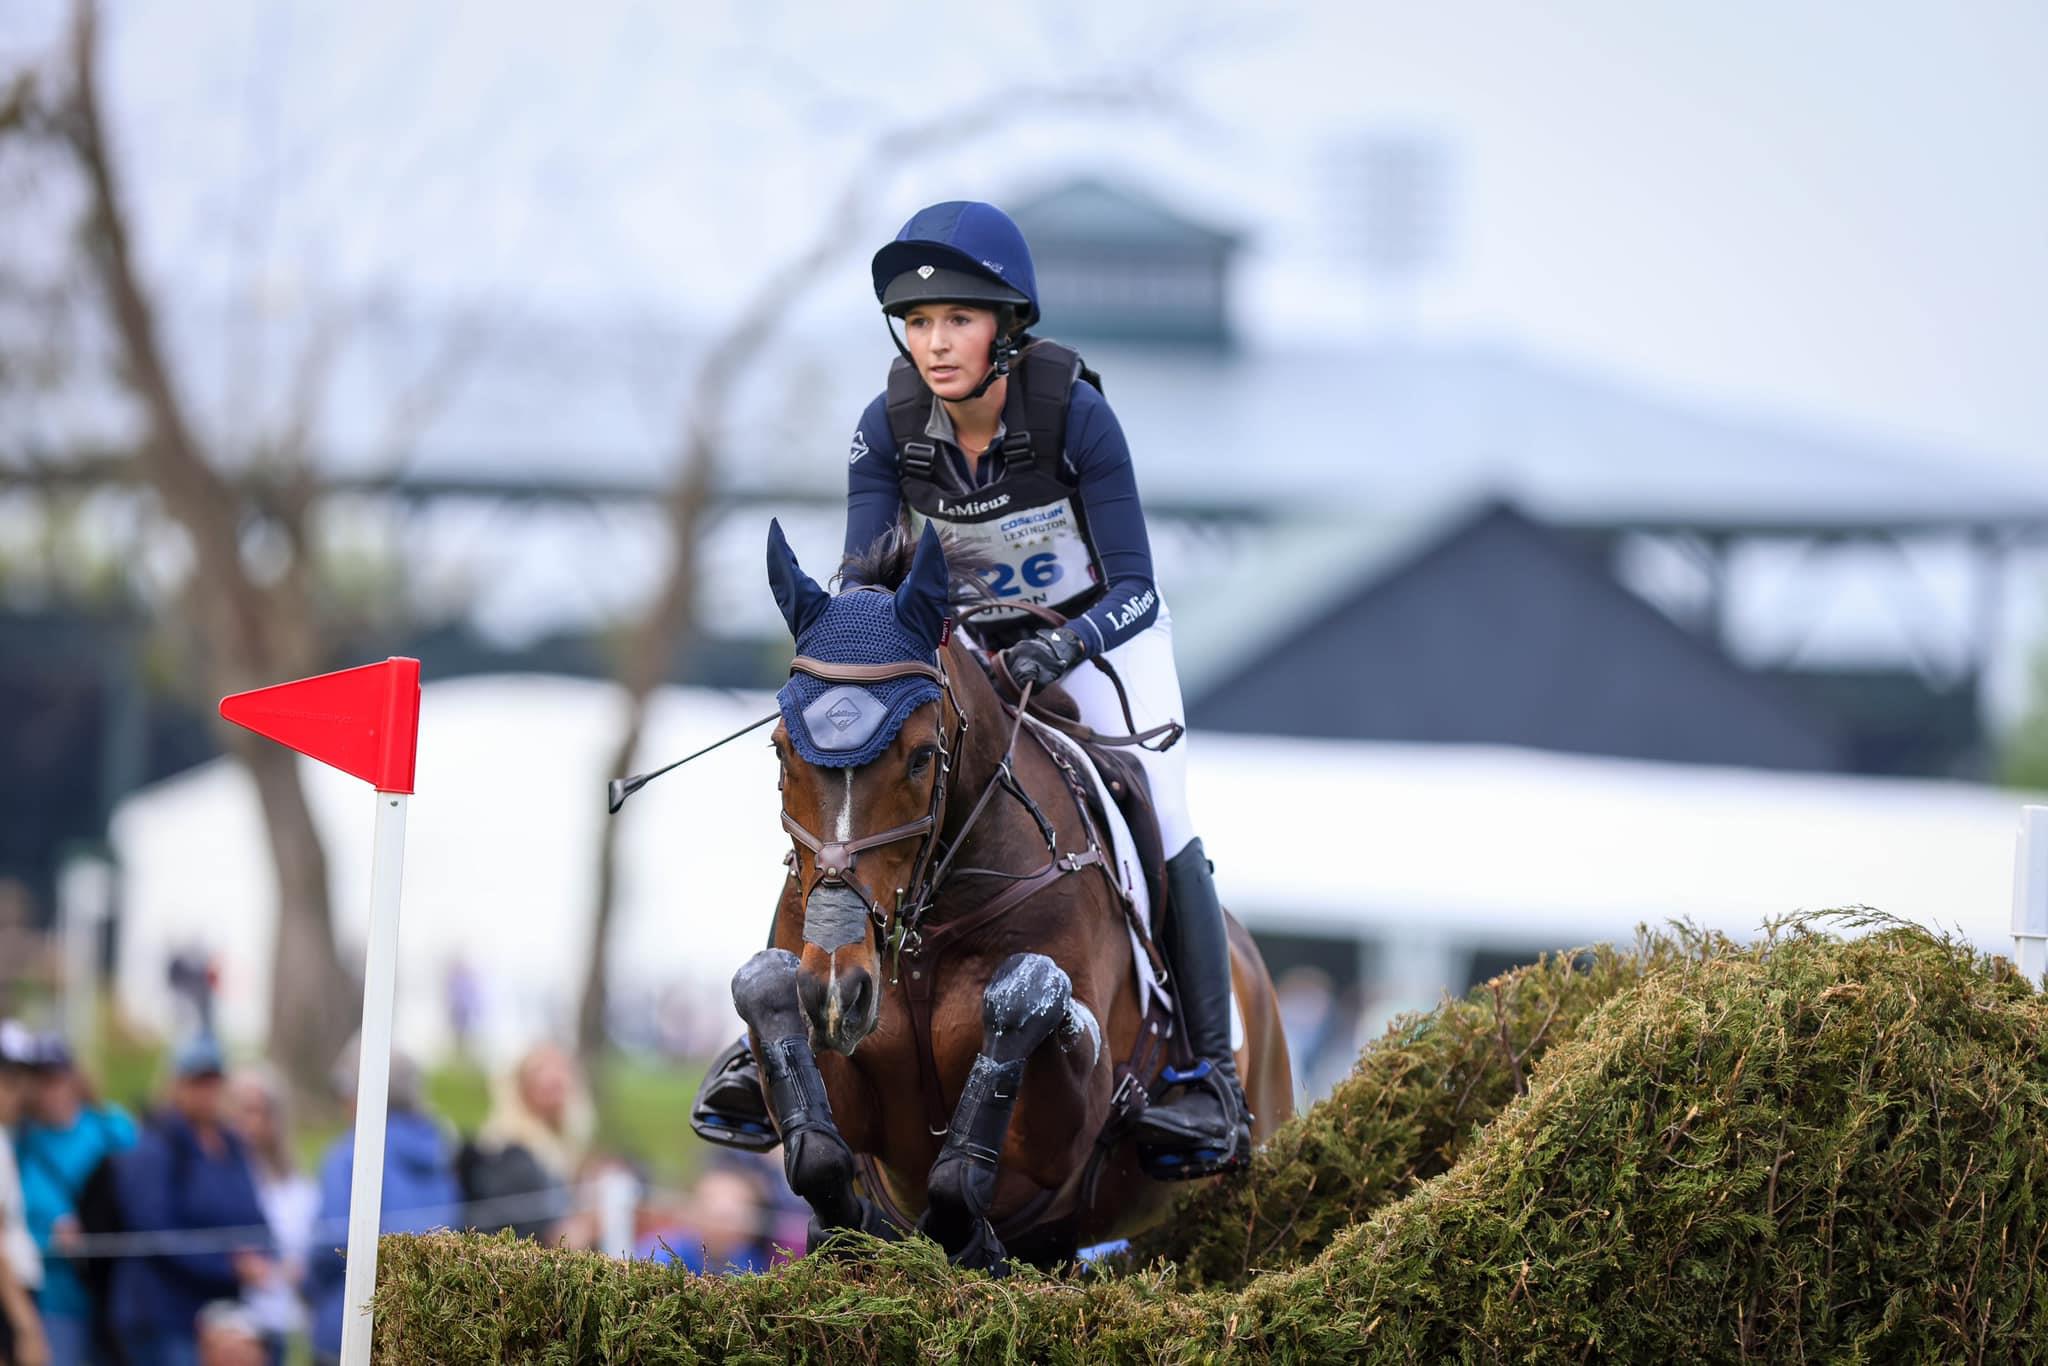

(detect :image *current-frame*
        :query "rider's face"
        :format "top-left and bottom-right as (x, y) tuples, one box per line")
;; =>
(901, 304), (999, 402)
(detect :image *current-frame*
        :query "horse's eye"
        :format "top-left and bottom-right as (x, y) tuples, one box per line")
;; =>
(908, 746), (937, 778)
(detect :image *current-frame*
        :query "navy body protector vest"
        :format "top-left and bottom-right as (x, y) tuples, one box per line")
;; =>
(884, 338), (1107, 634)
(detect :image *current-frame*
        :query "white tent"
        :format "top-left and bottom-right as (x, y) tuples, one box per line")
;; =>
(110, 674), (2034, 1063)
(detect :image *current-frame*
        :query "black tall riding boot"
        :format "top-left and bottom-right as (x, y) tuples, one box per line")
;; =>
(690, 1034), (776, 1150)
(1133, 838), (1252, 1178)
(690, 924), (779, 1151)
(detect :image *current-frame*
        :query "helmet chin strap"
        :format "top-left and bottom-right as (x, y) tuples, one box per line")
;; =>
(884, 315), (1022, 405)
(957, 337), (1017, 401)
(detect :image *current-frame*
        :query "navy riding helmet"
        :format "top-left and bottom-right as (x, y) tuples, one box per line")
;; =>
(871, 201), (1041, 330)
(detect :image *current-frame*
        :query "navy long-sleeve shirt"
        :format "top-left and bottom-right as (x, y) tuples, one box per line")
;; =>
(842, 378), (1159, 655)
(108, 1112), (271, 1337)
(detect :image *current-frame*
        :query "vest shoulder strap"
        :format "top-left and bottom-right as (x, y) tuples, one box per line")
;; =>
(884, 356), (938, 479)
(887, 339), (1105, 483)
(1002, 338), (1098, 480)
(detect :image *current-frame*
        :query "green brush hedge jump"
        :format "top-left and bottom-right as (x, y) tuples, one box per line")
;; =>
(373, 914), (2048, 1363)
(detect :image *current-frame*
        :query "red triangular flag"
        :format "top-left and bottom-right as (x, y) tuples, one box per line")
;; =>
(219, 658), (421, 794)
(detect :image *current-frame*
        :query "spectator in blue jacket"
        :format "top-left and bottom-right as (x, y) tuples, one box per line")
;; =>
(304, 1041), (459, 1365)
(15, 1034), (135, 1366)
(109, 1036), (274, 1366)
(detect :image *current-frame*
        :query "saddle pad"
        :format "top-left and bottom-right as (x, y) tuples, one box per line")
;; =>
(1023, 715), (1168, 1019)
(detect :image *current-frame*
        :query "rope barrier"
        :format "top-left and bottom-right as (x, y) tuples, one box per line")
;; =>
(39, 1177), (772, 1261)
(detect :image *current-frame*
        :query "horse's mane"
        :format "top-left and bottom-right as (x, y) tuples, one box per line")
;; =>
(837, 523), (995, 601)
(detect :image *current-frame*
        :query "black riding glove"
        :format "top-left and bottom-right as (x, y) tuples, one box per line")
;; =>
(1002, 626), (1088, 689)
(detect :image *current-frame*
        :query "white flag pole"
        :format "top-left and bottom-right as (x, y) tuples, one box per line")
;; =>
(2011, 805), (2048, 984)
(340, 790), (410, 1366)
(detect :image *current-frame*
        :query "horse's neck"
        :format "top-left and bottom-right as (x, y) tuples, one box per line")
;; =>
(941, 637), (1027, 847)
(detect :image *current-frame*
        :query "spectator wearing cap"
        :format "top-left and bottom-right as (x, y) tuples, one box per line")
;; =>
(0, 1022), (49, 1366)
(15, 1031), (136, 1366)
(108, 1036), (274, 1366)
(304, 1038), (460, 1365)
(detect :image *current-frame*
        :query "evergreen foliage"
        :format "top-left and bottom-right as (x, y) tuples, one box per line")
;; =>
(1120, 932), (1689, 1286)
(375, 915), (2048, 1363)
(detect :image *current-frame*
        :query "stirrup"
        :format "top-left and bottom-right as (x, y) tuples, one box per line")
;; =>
(1134, 1060), (1251, 1182)
(689, 1040), (779, 1153)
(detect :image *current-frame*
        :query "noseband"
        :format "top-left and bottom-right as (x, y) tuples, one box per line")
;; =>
(778, 628), (1051, 967)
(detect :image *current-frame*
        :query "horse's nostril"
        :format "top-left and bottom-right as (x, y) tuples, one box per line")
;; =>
(849, 970), (873, 1021)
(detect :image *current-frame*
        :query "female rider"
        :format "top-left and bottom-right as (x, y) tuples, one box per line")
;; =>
(693, 200), (1249, 1178)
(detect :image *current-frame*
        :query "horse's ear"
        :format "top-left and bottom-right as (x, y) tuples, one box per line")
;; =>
(766, 519), (830, 640)
(893, 522), (949, 650)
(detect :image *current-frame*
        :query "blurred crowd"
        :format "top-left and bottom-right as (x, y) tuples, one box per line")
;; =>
(0, 1024), (797, 1366)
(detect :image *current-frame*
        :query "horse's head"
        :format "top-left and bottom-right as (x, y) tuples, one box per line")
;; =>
(766, 519), (955, 1055)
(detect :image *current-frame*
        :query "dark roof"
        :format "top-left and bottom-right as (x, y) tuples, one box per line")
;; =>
(1007, 176), (1243, 253)
(1187, 501), (1850, 772)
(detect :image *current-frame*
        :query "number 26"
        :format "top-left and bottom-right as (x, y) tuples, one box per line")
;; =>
(982, 554), (1062, 599)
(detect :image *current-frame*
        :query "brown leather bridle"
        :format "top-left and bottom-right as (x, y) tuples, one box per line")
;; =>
(780, 599), (1089, 968)
(777, 650), (975, 959)
(778, 604), (1184, 1134)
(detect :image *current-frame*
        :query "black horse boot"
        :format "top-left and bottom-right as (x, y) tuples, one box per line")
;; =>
(689, 1035), (777, 1151)
(1134, 838), (1252, 1179)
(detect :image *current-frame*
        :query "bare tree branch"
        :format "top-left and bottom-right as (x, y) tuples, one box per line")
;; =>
(363, 303), (492, 478)
(66, 0), (273, 671)
(271, 303), (352, 468)
(63, 0), (354, 1092)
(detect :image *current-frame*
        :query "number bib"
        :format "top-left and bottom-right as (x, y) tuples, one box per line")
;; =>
(913, 495), (1100, 622)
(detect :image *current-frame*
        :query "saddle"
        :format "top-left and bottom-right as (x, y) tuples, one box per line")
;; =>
(1020, 680), (1171, 928)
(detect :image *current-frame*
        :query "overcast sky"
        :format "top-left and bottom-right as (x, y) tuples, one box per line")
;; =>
(11, 0), (2045, 474)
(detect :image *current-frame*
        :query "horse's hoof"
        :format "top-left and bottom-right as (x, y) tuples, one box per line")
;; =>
(782, 1125), (859, 1208)
(804, 1199), (902, 1256)
(943, 1217), (1011, 1276)
(805, 1215), (856, 1258)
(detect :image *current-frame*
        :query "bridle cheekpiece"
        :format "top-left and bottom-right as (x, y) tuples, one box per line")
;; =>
(778, 646), (970, 967)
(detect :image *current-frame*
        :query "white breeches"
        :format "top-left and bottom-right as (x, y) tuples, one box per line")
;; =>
(1049, 601), (1197, 858)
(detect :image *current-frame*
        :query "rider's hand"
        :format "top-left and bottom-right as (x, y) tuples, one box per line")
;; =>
(1002, 627), (1087, 689)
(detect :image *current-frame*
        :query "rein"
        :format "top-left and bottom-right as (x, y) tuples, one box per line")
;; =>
(971, 599), (1184, 754)
(776, 644), (1042, 980)
(778, 597), (1168, 979)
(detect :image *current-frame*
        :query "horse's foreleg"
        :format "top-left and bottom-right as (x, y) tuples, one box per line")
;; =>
(729, 950), (891, 1244)
(921, 952), (1073, 1267)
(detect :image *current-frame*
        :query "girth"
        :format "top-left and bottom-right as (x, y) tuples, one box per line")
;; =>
(895, 847), (1105, 1135)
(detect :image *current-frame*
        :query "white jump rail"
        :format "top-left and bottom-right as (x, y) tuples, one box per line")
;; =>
(2012, 805), (2048, 982)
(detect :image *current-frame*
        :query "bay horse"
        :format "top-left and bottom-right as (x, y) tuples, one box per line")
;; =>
(728, 520), (1291, 1269)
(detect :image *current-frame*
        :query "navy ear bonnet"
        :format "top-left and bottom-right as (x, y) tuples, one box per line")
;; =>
(767, 518), (948, 768)
(777, 592), (941, 767)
